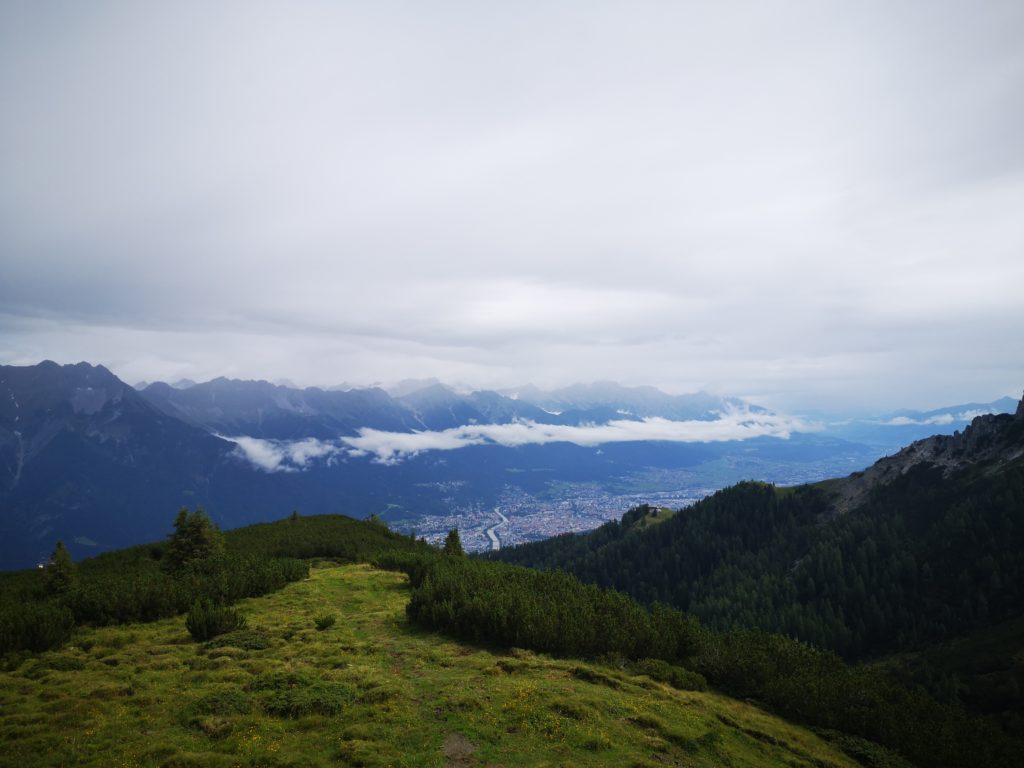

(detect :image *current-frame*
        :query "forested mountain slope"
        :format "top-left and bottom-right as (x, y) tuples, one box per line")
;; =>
(0, 362), (236, 568)
(491, 394), (1024, 660)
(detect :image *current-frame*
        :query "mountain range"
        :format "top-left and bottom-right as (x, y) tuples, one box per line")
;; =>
(136, 376), (750, 438)
(0, 359), (1017, 569)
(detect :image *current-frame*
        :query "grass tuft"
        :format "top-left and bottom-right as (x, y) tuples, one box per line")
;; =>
(570, 665), (622, 689)
(248, 671), (354, 718)
(187, 687), (253, 717)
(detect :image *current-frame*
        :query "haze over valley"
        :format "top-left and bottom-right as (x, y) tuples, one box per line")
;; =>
(1, 359), (1017, 566)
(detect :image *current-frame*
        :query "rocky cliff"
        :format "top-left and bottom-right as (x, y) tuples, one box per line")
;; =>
(828, 390), (1024, 516)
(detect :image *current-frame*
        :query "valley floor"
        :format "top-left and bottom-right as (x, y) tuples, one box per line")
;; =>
(0, 564), (861, 768)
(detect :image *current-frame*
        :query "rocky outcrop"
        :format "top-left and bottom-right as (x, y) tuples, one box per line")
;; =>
(828, 390), (1024, 516)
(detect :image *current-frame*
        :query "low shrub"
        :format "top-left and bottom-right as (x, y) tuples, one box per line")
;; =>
(0, 602), (75, 653)
(314, 614), (336, 631)
(41, 654), (87, 672)
(185, 600), (246, 642)
(203, 629), (272, 651)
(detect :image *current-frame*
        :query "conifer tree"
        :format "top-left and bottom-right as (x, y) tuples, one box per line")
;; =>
(443, 528), (464, 556)
(45, 540), (76, 594)
(164, 507), (224, 572)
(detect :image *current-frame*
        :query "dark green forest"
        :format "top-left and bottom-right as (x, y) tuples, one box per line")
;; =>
(489, 459), (1024, 661)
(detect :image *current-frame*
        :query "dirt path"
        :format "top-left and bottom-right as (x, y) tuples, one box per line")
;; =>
(443, 732), (477, 767)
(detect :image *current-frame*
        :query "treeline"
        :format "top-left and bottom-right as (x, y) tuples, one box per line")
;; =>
(223, 512), (432, 561)
(0, 510), (427, 655)
(0, 553), (308, 654)
(377, 550), (1022, 768)
(490, 457), (1024, 659)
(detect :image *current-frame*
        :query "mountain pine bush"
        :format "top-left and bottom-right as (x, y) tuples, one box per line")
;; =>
(185, 599), (246, 641)
(314, 613), (336, 631)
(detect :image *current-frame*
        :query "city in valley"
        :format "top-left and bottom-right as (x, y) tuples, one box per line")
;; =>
(404, 482), (713, 553)
(398, 455), (872, 553)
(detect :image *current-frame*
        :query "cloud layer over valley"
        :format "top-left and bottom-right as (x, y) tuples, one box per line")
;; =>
(224, 408), (816, 470)
(221, 436), (343, 473)
(881, 408), (1004, 427)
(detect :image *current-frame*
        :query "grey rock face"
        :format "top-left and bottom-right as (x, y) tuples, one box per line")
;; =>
(827, 391), (1024, 517)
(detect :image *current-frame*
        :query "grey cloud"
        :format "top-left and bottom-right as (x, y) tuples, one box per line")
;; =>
(227, 408), (818, 470)
(222, 435), (341, 473)
(344, 411), (817, 465)
(2, 2), (1023, 411)
(882, 408), (1004, 427)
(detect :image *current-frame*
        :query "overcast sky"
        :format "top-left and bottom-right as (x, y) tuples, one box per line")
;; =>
(2, 1), (1022, 412)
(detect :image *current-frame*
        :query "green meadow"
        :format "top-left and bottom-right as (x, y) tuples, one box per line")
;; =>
(0, 564), (859, 768)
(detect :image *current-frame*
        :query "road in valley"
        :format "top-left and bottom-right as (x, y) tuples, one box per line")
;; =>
(485, 509), (509, 551)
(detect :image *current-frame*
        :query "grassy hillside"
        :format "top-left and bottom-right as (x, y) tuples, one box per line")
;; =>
(0, 563), (864, 768)
(0, 513), (427, 655)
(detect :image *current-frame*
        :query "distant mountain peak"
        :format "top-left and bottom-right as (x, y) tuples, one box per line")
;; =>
(495, 382), (759, 422)
(384, 378), (444, 398)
